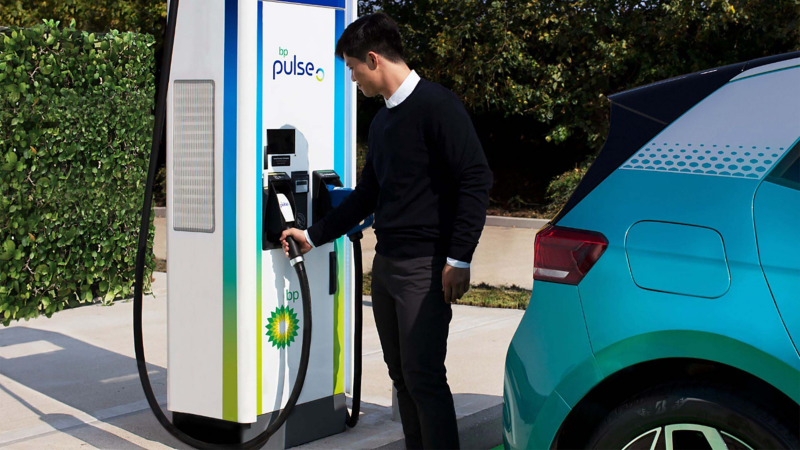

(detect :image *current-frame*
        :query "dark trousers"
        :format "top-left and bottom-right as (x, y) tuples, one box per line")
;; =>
(371, 253), (460, 450)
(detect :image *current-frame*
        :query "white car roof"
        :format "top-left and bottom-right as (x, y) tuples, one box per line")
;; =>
(731, 57), (800, 81)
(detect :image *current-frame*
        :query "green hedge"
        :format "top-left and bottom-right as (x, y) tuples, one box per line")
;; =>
(0, 20), (156, 325)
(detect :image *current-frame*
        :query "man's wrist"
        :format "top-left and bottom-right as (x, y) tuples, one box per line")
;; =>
(303, 230), (315, 248)
(446, 257), (470, 269)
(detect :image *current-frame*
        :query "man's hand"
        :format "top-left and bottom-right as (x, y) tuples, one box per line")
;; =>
(280, 228), (313, 259)
(442, 265), (470, 304)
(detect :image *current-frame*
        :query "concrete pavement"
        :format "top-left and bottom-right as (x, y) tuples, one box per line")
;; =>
(153, 217), (542, 289)
(153, 217), (166, 262)
(0, 272), (523, 449)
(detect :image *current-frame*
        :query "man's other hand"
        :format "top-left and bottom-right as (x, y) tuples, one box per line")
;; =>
(442, 265), (470, 304)
(280, 228), (313, 258)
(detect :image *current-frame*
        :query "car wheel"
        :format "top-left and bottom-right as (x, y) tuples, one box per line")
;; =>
(586, 381), (799, 450)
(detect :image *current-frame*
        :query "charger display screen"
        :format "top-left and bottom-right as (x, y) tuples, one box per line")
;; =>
(267, 129), (296, 155)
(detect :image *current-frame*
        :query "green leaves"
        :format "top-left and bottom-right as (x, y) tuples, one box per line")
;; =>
(362, 0), (800, 212)
(0, 244), (15, 261)
(0, 23), (156, 325)
(0, 1), (167, 49)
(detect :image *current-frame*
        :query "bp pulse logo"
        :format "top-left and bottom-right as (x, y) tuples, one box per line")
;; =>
(274, 47), (324, 82)
(266, 305), (299, 349)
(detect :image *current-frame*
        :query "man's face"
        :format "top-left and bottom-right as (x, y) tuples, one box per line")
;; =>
(344, 53), (381, 98)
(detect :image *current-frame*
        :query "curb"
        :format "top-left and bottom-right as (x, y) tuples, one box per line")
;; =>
(485, 215), (549, 229)
(154, 206), (166, 218)
(376, 404), (503, 450)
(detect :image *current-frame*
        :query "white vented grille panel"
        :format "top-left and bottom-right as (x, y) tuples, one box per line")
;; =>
(173, 80), (215, 232)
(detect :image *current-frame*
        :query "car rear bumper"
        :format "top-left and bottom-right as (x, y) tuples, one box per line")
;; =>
(502, 281), (603, 449)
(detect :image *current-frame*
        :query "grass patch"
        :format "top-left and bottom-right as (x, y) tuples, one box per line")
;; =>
(362, 272), (530, 310)
(363, 271), (373, 294)
(456, 283), (530, 309)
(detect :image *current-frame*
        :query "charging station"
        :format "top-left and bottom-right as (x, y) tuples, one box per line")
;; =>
(161, 0), (359, 446)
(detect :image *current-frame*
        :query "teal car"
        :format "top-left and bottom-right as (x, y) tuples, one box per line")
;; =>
(503, 52), (800, 449)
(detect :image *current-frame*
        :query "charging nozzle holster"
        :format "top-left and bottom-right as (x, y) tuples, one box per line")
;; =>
(312, 170), (343, 227)
(312, 170), (374, 238)
(264, 172), (298, 250)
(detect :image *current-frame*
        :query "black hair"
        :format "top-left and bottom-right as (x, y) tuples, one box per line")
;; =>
(335, 12), (404, 63)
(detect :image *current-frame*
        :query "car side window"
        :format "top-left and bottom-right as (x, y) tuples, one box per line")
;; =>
(767, 143), (800, 190)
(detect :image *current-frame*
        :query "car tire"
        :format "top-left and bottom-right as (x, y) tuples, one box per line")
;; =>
(586, 381), (800, 450)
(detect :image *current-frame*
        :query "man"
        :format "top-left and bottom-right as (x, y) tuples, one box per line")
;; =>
(281, 12), (492, 450)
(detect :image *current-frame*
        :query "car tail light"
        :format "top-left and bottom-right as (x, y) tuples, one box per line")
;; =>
(533, 224), (608, 285)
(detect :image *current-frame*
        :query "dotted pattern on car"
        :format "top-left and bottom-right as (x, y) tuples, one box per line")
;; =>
(619, 143), (788, 179)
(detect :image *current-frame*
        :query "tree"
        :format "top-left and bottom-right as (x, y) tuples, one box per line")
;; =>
(361, 0), (800, 212)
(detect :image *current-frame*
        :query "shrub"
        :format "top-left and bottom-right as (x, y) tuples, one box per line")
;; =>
(0, 20), (155, 325)
(154, 165), (166, 207)
(546, 156), (595, 215)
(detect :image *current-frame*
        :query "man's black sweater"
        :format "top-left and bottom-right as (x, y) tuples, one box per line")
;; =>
(307, 79), (493, 263)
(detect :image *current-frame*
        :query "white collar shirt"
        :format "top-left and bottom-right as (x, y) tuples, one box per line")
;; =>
(385, 70), (421, 109)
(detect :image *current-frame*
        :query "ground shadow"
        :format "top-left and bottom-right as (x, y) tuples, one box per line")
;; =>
(0, 326), (174, 448)
(332, 392), (503, 450)
(1, 326), (502, 449)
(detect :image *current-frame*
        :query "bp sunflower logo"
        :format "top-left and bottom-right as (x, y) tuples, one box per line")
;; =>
(266, 305), (299, 349)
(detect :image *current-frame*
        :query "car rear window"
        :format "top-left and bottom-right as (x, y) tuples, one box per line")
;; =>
(781, 157), (800, 184)
(767, 141), (800, 190)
